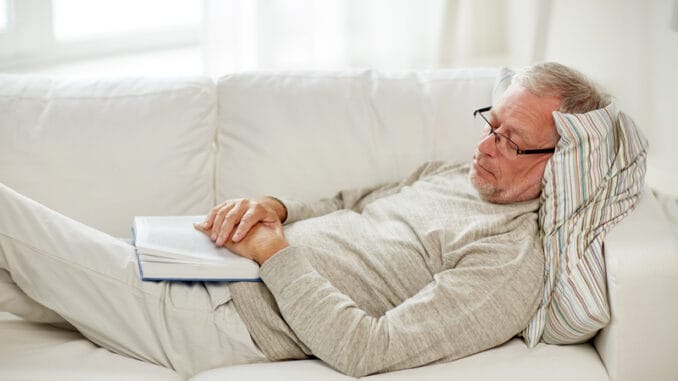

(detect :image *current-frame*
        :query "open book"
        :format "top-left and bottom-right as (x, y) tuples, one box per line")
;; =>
(132, 216), (260, 282)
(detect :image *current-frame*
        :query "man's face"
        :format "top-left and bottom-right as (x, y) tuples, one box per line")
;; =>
(469, 83), (561, 204)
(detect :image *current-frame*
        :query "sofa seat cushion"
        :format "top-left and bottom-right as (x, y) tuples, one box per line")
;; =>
(0, 315), (181, 381)
(190, 338), (608, 381)
(1, 312), (607, 381)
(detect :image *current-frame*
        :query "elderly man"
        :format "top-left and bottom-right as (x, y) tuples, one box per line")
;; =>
(0, 63), (609, 378)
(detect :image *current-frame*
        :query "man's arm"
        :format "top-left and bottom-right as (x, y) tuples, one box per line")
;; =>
(280, 161), (451, 224)
(257, 242), (542, 377)
(199, 161), (451, 245)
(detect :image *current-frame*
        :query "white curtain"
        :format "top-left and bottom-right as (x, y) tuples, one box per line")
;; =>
(202, 0), (548, 76)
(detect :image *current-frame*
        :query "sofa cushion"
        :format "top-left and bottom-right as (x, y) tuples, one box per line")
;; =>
(0, 76), (216, 238)
(0, 317), (181, 381)
(189, 339), (607, 381)
(215, 69), (496, 201)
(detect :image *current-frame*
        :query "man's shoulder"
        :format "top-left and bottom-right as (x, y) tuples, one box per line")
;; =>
(416, 160), (471, 179)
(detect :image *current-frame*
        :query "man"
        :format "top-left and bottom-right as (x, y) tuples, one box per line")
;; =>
(0, 62), (610, 378)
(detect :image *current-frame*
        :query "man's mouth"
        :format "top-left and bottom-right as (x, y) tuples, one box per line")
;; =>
(473, 157), (495, 178)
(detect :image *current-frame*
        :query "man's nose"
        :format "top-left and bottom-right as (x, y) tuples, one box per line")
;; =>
(476, 133), (497, 156)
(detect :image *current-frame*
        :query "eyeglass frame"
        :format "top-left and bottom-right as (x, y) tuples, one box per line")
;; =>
(472, 106), (556, 158)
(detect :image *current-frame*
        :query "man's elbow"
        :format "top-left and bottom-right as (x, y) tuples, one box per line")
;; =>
(328, 355), (381, 378)
(336, 364), (373, 378)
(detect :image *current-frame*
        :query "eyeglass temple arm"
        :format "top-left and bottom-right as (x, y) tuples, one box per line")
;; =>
(518, 147), (556, 154)
(473, 106), (492, 117)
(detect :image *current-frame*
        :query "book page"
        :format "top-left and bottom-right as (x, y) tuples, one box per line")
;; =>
(134, 215), (251, 265)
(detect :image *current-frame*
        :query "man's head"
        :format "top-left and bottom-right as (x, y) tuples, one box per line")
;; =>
(469, 62), (611, 204)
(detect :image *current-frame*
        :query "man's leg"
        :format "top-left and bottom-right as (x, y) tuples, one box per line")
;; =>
(0, 269), (76, 330)
(0, 184), (265, 377)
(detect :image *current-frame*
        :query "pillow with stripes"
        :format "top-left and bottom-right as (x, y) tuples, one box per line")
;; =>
(521, 101), (648, 346)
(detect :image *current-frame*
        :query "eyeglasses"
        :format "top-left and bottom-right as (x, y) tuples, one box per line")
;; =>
(473, 106), (556, 160)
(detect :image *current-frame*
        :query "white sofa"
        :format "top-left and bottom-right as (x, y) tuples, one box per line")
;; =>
(0, 69), (676, 381)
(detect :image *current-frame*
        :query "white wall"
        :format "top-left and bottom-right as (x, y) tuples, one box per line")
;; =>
(648, 0), (678, 197)
(544, 0), (678, 197)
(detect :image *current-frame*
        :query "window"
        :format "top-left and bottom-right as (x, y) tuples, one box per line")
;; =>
(0, 0), (202, 71)
(53, 0), (201, 41)
(0, 0), (9, 33)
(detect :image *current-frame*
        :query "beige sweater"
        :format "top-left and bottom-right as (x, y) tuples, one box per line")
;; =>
(230, 161), (544, 377)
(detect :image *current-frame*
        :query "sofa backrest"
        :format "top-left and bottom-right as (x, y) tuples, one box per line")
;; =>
(215, 68), (497, 203)
(0, 76), (216, 237)
(0, 69), (496, 238)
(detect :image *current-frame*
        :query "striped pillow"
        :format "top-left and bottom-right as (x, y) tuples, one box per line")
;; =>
(520, 102), (648, 346)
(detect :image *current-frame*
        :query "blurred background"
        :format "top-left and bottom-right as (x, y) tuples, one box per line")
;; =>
(0, 0), (676, 209)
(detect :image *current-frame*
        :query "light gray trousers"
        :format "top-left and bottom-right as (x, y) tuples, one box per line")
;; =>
(0, 183), (266, 378)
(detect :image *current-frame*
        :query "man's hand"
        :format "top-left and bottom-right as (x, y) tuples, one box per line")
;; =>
(197, 197), (287, 246)
(225, 221), (288, 265)
(194, 214), (288, 265)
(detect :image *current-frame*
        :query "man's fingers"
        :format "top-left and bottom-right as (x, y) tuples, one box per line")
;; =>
(193, 222), (209, 234)
(232, 208), (263, 242)
(204, 199), (282, 246)
(212, 202), (238, 240)
(203, 201), (229, 229)
(203, 209), (217, 230)
(216, 202), (248, 245)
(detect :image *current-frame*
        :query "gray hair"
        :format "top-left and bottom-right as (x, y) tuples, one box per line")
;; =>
(513, 62), (611, 113)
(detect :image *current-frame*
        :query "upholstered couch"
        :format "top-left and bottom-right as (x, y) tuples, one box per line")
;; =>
(0, 69), (676, 381)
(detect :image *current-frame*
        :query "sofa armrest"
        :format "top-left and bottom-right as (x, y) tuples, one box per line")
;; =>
(594, 188), (678, 381)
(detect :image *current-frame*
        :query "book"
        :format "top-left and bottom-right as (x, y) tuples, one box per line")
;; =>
(132, 215), (260, 282)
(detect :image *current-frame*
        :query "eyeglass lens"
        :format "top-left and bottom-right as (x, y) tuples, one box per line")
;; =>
(475, 115), (519, 159)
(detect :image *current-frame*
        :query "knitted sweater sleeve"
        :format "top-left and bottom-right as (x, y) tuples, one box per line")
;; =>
(278, 161), (449, 223)
(258, 240), (543, 377)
